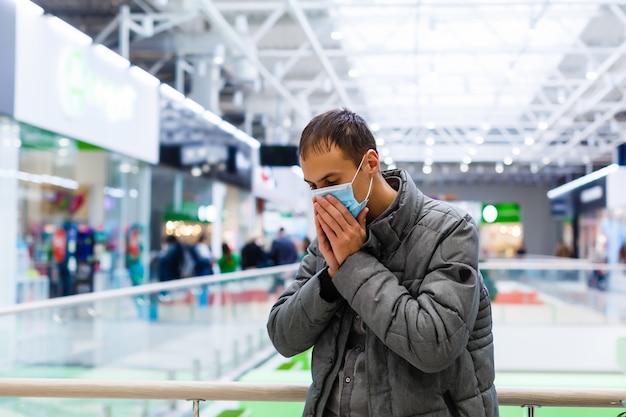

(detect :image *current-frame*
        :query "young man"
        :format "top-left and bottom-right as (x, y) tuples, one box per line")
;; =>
(267, 108), (499, 417)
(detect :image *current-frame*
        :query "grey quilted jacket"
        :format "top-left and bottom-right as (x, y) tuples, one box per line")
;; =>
(267, 169), (499, 417)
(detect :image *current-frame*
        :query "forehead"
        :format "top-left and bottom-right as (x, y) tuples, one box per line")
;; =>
(300, 145), (355, 180)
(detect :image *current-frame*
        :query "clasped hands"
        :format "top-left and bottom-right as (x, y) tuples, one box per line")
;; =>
(313, 194), (368, 277)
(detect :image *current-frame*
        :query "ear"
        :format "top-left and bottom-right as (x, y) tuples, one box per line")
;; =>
(365, 149), (380, 173)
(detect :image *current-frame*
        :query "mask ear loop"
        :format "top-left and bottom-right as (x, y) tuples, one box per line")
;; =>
(351, 154), (368, 183)
(353, 153), (374, 203)
(363, 176), (373, 202)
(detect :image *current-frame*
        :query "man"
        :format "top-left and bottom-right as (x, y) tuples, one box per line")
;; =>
(269, 227), (299, 266)
(158, 235), (185, 281)
(241, 235), (269, 269)
(267, 108), (498, 417)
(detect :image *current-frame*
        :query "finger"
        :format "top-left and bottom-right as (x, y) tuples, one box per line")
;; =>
(322, 194), (355, 224)
(315, 199), (346, 235)
(314, 213), (339, 269)
(314, 212), (328, 243)
(315, 208), (339, 241)
(357, 207), (369, 229)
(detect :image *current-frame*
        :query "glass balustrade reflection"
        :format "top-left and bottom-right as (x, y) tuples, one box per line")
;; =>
(0, 259), (625, 417)
(0, 265), (298, 417)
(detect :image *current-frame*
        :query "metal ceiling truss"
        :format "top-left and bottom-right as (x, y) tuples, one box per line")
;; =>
(33, 0), (626, 187)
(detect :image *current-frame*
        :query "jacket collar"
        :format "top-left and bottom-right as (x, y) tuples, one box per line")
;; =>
(363, 169), (423, 258)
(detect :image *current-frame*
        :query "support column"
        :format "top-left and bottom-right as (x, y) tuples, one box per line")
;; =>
(0, 119), (20, 306)
(189, 56), (223, 115)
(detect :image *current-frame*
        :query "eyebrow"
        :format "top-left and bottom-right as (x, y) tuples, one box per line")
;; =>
(303, 171), (343, 185)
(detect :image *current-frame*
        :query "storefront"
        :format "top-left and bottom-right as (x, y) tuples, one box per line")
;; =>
(0, 1), (159, 304)
(479, 202), (525, 258)
(548, 164), (626, 264)
(154, 85), (259, 268)
(253, 164), (313, 254)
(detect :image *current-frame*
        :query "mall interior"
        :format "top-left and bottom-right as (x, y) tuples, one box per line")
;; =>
(0, 0), (626, 416)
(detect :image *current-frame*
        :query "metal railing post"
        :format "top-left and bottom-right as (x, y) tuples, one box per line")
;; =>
(214, 350), (222, 378)
(247, 333), (254, 357)
(167, 370), (176, 410)
(233, 339), (240, 367)
(189, 399), (204, 417)
(259, 328), (265, 349)
(193, 358), (202, 380)
(100, 404), (111, 417)
(522, 404), (541, 416)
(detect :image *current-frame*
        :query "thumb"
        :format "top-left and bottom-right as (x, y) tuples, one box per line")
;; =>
(357, 207), (369, 227)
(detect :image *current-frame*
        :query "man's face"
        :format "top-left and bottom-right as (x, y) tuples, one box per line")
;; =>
(301, 145), (371, 204)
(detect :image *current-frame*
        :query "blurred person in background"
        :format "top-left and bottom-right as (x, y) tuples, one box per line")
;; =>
(300, 236), (312, 260)
(554, 239), (573, 258)
(241, 235), (270, 269)
(191, 233), (215, 276)
(218, 242), (240, 273)
(158, 235), (184, 281)
(269, 227), (299, 266)
(268, 227), (300, 295)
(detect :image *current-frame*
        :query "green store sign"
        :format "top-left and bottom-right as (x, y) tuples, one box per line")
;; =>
(57, 49), (136, 122)
(164, 202), (215, 223)
(481, 203), (521, 223)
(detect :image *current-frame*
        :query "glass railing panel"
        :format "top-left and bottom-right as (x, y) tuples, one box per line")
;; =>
(1, 258), (626, 416)
(480, 257), (626, 379)
(0, 265), (298, 417)
(481, 258), (626, 325)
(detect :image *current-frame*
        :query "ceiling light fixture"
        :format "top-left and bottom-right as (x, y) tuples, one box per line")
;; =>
(213, 44), (225, 65)
(547, 164), (619, 199)
(585, 61), (598, 80)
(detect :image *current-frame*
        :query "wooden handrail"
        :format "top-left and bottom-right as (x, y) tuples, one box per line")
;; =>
(0, 379), (623, 408)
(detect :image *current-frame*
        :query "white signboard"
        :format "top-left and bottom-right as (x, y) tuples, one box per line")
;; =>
(13, 2), (159, 163)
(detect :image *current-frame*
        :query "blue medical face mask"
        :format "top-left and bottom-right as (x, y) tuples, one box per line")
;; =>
(310, 154), (373, 218)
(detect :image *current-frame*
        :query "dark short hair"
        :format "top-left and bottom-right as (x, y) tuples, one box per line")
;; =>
(299, 108), (377, 166)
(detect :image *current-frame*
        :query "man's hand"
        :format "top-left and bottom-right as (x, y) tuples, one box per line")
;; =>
(314, 195), (368, 277)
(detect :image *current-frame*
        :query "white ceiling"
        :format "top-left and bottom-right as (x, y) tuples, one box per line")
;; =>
(35, 0), (626, 186)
